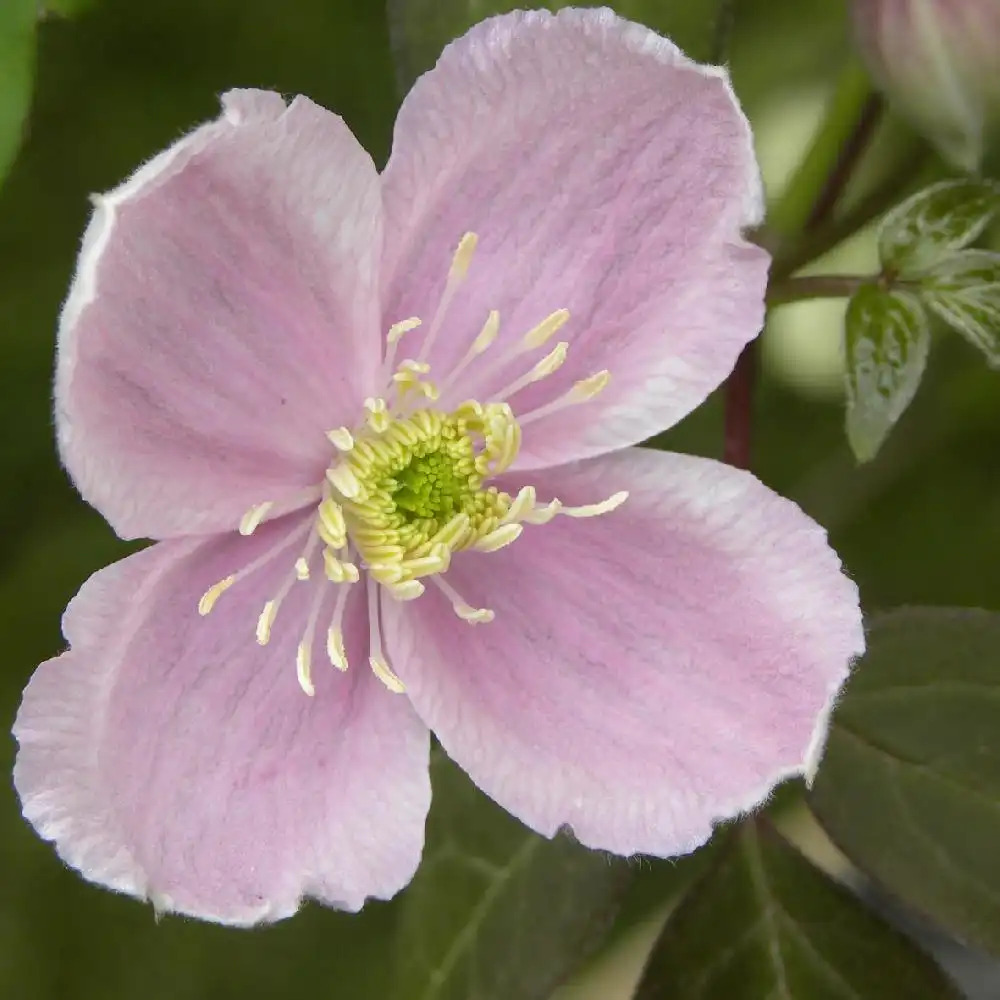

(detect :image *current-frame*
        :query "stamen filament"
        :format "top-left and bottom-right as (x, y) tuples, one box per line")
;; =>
(492, 341), (568, 404)
(367, 578), (406, 692)
(437, 309), (500, 398)
(326, 582), (352, 672)
(517, 370), (611, 427)
(198, 518), (312, 616)
(415, 232), (478, 364)
(432, 574), (495, 624)
(295, 579), (331, 697)
(474, 522), (523, 552)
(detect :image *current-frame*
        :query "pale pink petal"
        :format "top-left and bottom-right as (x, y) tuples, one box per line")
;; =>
(14, 520), (430, 924)
(382, 448), (863, 858)
(380, 9), (768, 469)
(58, 89), (384, 541)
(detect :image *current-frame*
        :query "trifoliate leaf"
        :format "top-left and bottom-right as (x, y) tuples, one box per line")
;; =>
(878, 179), (1000, 274)
(919, 250), (1000, 367)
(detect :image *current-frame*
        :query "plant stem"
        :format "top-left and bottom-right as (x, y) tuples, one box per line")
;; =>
(766, 274), (871, 306)
(710, 0), (738, 63)
(724, 69), (888, 469)
(766, 64), (875, 237)
(771, 144), (934, 281)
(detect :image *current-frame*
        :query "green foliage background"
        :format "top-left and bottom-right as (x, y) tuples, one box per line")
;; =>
(0, 0), (997, 997)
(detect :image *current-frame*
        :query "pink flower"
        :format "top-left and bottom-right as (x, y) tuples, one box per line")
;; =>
(852, 0), (1000, 172)
(13, 8), (863, 925)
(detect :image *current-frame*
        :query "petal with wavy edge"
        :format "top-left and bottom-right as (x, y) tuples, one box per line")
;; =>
(14, 521), (430, 924)
(58, 89), (383, 541)
(383, 448), (862, 858)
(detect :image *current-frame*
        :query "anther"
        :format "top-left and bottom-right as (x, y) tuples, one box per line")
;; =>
(198, 575), (235, 615)
(387, 317), (422, 344)
(522, 309), (570, 350)
(502, 486), (536, 524)
(294, 557), (311, 581)
(239, 502), (273, 536)
(256, 600), (278, 645)
(326, 627), (348, 671)
(369, 656), (406, 693)
(364, 397), (391, 434)
(475, 522), (523, 553)
(450, 232), (478, 280)
(296, 642), (315, 697)
(570, 370), (611, 401)
(327, 463), (362, 499)
(326, 427), (354, 451)
(561, 490), (629, 518)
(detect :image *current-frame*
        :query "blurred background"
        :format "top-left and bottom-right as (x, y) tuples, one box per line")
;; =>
(1, 0), (998, 997)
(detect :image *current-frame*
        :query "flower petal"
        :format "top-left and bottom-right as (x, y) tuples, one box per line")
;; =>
(380, 9), (768, 468)
(58, 89), (384, 540)
(14, 521), (430, 924)
(382, 448), (863, 858)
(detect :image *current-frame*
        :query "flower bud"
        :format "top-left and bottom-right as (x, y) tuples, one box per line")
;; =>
(852, 0), (1000, 173)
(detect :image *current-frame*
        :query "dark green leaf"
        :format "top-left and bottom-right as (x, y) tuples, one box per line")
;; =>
(392, 753), (631, 1000)
(878, 179), (1000, 274)
(40, 0), (99, 15)
(0, 0), (36, 189)
(811, 607), (1000, 957)
(634, 824), (960, 1000)
(919, 250), (1000, 367)
(844, 285), (930, 463)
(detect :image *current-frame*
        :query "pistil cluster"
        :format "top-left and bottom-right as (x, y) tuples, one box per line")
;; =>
(198, 233), (627, 696)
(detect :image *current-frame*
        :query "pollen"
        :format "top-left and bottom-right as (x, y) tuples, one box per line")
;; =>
(197, 231), (628, 697)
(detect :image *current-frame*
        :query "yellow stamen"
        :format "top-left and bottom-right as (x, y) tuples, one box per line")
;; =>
(571, 369), (611, 401)
(198, 575), (235, 615)
(450, 231), (478, 280)
(256, 600), (278, 645)
(387, 579), (425, 601)
(326, 463), (362, 499)
(239, 502), (273, 536)
(294, 557), (311, 581)
(522, 308), (570, 349)
(369, 656), (406, 693)
(326, 627), (348, 671)
(561, 490), (629, 518)
(364, 397), (391, 434)
(326, 426), (355, 451)
(473, 310), (500, 353)
(475, 522), (523, 553)
(387, 316), (422, 344)
(296, 642), (315, 696)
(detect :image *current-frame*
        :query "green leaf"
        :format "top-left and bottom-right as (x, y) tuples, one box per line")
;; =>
(919, 250), (1000, 367)
(392, 753), (631, 1000)
(844, 285), (930, 463)
(878, 179), (1000, 274)
(634, 825), (960, 1000)
(0, 0), (36, 190)
(811, 607), (1000, 957)
(40, 0), (99, 15)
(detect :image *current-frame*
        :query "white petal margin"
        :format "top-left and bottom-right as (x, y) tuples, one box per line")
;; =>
(383, 448), (864, 859)
(56, 89), (385, 541)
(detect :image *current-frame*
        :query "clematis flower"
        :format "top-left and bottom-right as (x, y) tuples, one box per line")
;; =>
(13, 8), (864, 925)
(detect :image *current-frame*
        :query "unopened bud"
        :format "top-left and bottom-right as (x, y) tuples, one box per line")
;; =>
(852, 0), (1000, 173)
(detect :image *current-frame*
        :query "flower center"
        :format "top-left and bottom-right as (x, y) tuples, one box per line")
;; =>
(198, 232), (626, 696)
